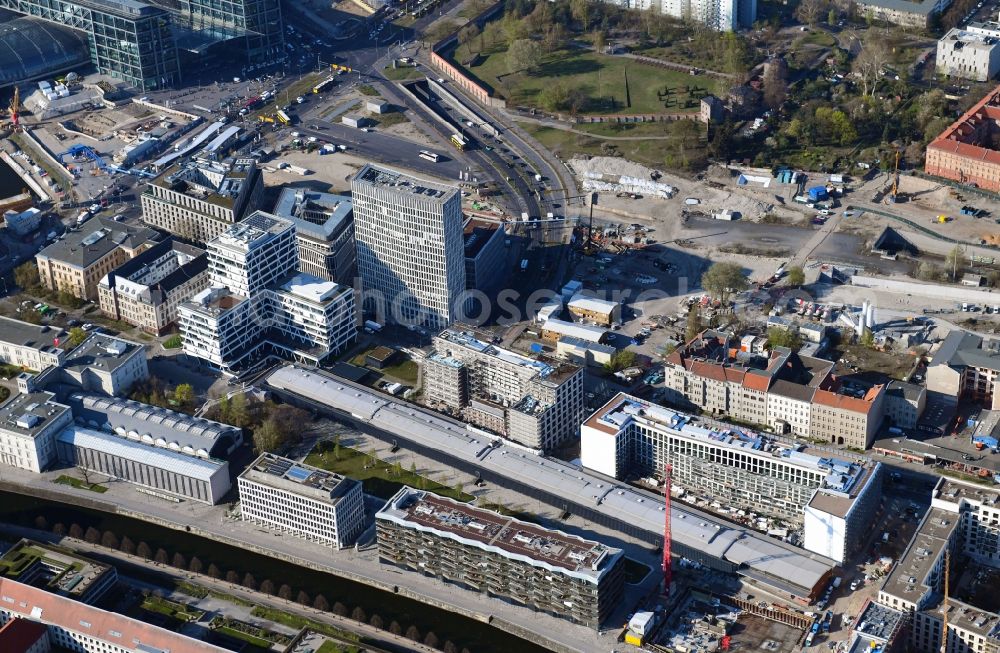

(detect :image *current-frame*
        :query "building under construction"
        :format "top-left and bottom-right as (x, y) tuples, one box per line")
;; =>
(877, 477), (1000, 652)
(376, 487), (625, 629)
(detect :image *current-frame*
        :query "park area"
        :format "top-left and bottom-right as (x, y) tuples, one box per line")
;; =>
(449, 43), (721, 116)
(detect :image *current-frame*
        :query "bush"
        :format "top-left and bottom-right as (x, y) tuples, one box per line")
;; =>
(163, 334), (183, 349)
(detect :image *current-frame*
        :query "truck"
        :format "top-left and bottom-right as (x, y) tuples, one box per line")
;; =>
(75, 210), (91, 226)
(364, 320), (383, 333)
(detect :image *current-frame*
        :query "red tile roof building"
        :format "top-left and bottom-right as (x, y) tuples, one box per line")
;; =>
(926, 84), (1000, 191)
(663, 330), (885, 449)
(0, 577), (228, 653)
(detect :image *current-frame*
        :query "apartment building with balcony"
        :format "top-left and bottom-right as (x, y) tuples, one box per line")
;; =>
(580, 393), (882, 562)
(376, 487), (625, 629)
(423, 327), (583, 451)
(141, 159), (263, 244)
(238, 453), (365, 548)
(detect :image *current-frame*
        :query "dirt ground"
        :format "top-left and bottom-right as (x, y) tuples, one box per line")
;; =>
(729, 615), (802, 653)
(263, 149), (367, 193)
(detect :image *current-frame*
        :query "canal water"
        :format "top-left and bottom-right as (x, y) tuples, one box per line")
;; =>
(0, 490), (550, 653)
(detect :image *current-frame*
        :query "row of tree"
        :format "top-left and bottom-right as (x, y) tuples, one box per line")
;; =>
(40, 516), (471, 652)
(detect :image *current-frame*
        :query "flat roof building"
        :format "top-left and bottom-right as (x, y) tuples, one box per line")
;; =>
(0, 391), (73, 473)
(424, 327), (584, 451)
(179, 212), (356, 370)
(98, 239), (209, 335)
(57, 334), (148, 397)
(567, 294), (622, 327)
(937, 27), (1000, 81)
(0, 539), (116, 605)
(539, 318), (608, 344)
(854, 0), (953, 27)
(141, 158), (263, 244)
(0, 317), (66, 372)
(267, 365), (838, 605)
(376, 487), (625, 629)
(272, 188), (355, 285)
(0, 576), (230, 652)
(927, 329), (1000, 408)
(581, 393), (882, 563)
(351, 164), (466, 330)
(238, 453), (365, 548)
(35, 218), (164, 301)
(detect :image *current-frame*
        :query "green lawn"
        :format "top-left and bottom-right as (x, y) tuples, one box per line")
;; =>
(798, 30), (837, 48)
(251, 606), (361, 643)
(349, 349), (418, 385)
(305, 444), (474, 502)
(217, 626), (272, 648)
(317, 641), (363, 653)
(55, 475), (107, 493)
(372, 112), (409, 128)
(381, 66), (424, 81)
(142, 595), (204, 622)
(162, 334), (182, 349)
(521, 122), (693, 169)
(450, 45), (719, 115)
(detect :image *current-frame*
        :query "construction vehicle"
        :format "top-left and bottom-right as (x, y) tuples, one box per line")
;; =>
(258, 114), (276, 124)
(888, 150), (900, 203)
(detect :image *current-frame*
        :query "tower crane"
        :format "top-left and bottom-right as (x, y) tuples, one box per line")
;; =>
(889, 150), (900, 204)
(663, 462), (673, 596)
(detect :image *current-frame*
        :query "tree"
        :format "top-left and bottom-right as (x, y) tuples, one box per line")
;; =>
(314, 594), (330, 612)
(207, 563), (221, 579)
(590, 30), (606, 53)
(333, 602), (348, 616)
(228, 393), (249, 428)
(766, 326), (803, 351)
(406, 625), (422, 642)
(685, 304), (703, 343)
(351, 606), (367, 623)
(226, 570), (240, 584)
(84, 526), (100, 544)
(786, 266), (805, 287)
(458, 24), (480, 52)
(173, 384), (195, 408)
(261, 579), (276, 595)
(14, 261), (39, 290)
(946, 245), (964, 281)
(120, 536), (135, 555)
(69, 523), (83, 539)
(796, 0), (826, 24)
(278, 584), (293, 600)
(570, 0), (590, 28)
(444, 642), (459, 653)
(52, 523), (66, 536)
(154, 548), (169, 564)
(860, 328), (875, 348)
(100, 530), (119, 549)
(538, 82), (570, 112)
(242, 573), (257, 590)
(603, 349), (637, 373)
(827, 7), (837, 23)
(33, 516), (47, 531)
(172, 552), (186, 569)
(425, 19), (458, 44)
(701, 262), (748, 305)
(333, 434), (342, 461)
(506, 39), (542, 74)
(389, 621), (403, 636)
(424, 632), (440, 649)
(916, 261), (944, 282)
(253, 418), (284, 454)
(370, 614), (384, 630)
(137, 541), (152, 559)
(297, 590), (310, 606)
(853, 33), (890, 97)
(762, 61), (788, 111)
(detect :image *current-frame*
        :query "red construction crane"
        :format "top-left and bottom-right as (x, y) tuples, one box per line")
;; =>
(663, 462), (673, 596)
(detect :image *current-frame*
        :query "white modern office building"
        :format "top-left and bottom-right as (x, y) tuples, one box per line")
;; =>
(350, 164), (467, 330)
(179, 212), (356, 370)
(0, 391), (73, 473)
(936, 27), (1000, 81)
(581, 393), (882, 562)
(238, 453), (365, 548)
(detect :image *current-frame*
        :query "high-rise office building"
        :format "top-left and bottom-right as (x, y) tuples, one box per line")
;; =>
(179, 212), (356, 369)
(350, 165), (466, 330)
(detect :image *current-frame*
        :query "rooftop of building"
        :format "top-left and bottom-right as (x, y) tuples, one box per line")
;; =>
(540, 318), (608, 343)
(586, 393), (870, 493)
(276, 272), (350, 305)
(100, 238), (207, 305)
(77, 0), (167, 19)
(266, 365), (838, 599)
(886, 379), (926, 402)
(0, 617), (48, 652)
(856, 0), (946, 16)
(930, 329), (1000, 372)
(940, 26), (1000, 48)
(0, 576), (228, 651)
(182, 285), (248, 316)
(68, 392), (240, 458)
(557, 336), (616, 355)
(567, 294), (620, 314)
(353, 164), (459, 203)
(0, 391), (70, 440)
(36, 218), (163, 269)
(0, 539), (112, 599)
(437, 328), (555, 378)
(806, 462), (881, 518)
(812, 383), (884, 416)
(62, 334), (143, 377)
(239, 452), (360, 504)
(57, 426), (226, 481)
(0, 316), (65, 356)
(377, 487), (622, 582)
(928, 84), (1000, 164)
(366, 346), (397, 364)
(272, 188), (352, 241)
(155, 158), (257, 209)
(935, 476), (1000, 507)
(853, 600), (906, 643)
(463, 218), (502, 259)
(213, 211), (292, 253)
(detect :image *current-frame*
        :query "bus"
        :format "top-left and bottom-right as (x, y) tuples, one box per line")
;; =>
(418, 150), (440, 163)
(450, 133), (467, 151)
(276, 110), (291, 125)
